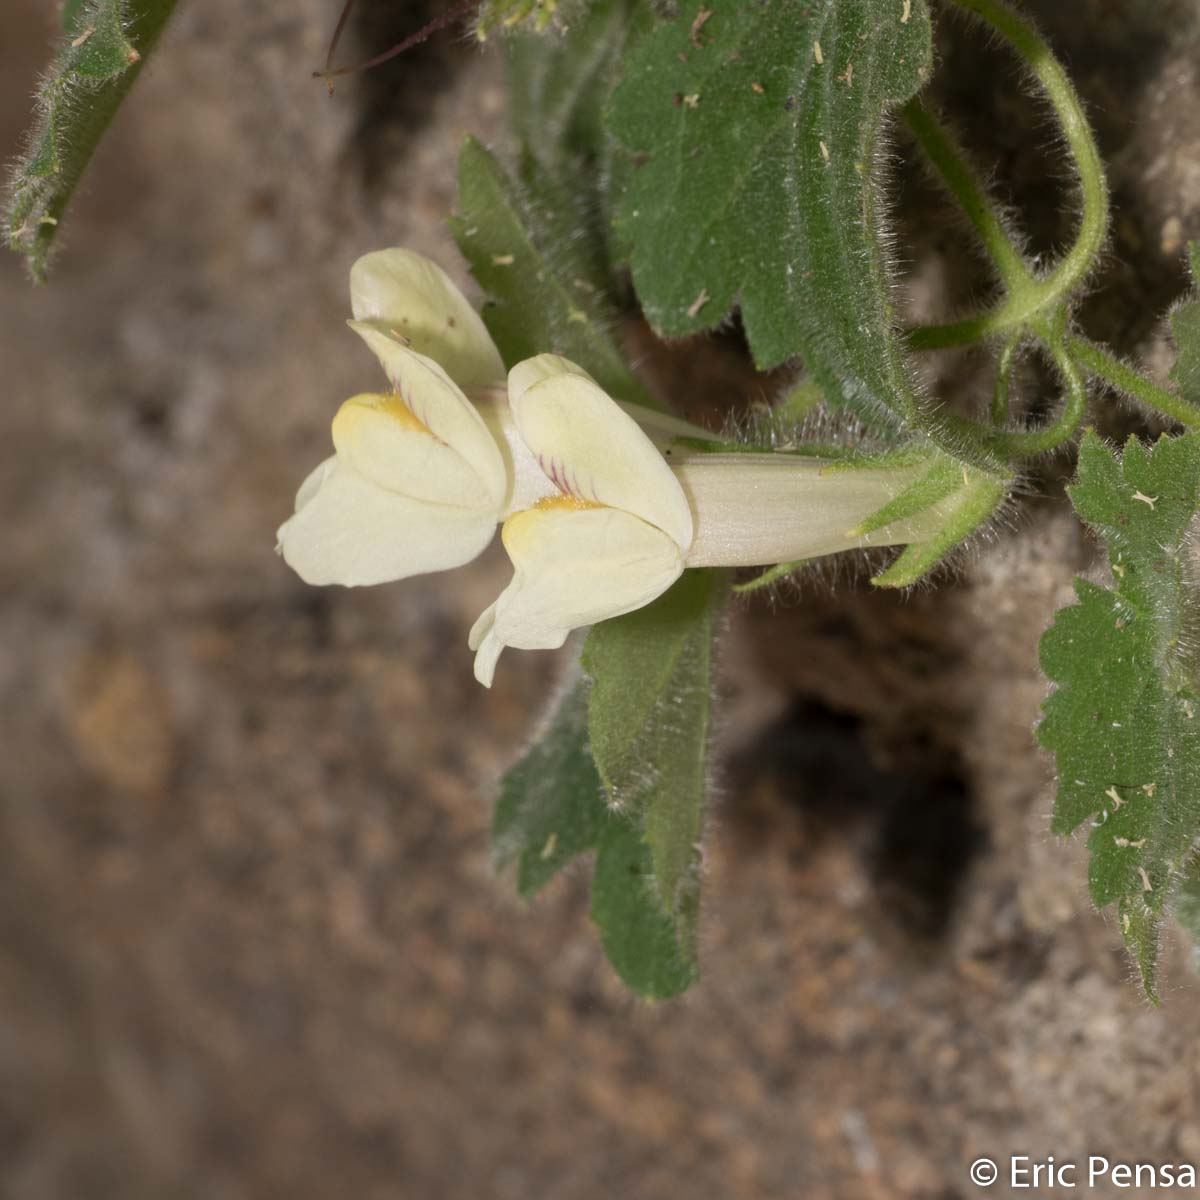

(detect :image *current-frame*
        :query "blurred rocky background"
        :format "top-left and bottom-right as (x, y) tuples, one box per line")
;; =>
(3, 2), (1200, 1198)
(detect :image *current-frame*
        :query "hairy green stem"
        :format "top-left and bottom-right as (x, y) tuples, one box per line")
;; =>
(987, 322), (1085, 457)
(1067, 335), (1200, 427)
(909, 0), (1110, 351)
(906, 301), (1027, 352)
(991, 331), (1022, 426)
(901, 97), (1031, 293)
(5, 0), (180, 280)
(950, 0), (1109, 304)
(902, 34), (1185, 436)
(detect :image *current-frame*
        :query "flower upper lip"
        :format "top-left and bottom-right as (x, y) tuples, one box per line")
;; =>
(468, 354), (695, 686)
(507, 354), (695, 551)
(348, 247), (505, 391)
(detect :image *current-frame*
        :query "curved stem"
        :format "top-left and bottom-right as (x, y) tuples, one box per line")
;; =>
(991, 331), (1022, 425)
(909, 0), (1110, 351)
(323, 0), (358, 79)
(901, 97), (1032, 293)
(950, 0), (1109, 299)
(907, 297), (1032, 351)
(1067, 335), (1200, 427)
(987, 324), (1086, 457)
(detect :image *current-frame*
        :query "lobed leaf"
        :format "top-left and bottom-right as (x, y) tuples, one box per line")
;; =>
(608, 0), (933, 428)
(507, 0), (651, 167)
(1037, 430), (1200, 1001)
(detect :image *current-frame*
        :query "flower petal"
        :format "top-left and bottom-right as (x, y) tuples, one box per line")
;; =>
(467, 600), (504, 686)
(470, 502), (684, 687)
(510, 354), (717, 449)
(508, 355), (694, 550)
(293, 454), (337, 512)
(349, 248), (504, 389)
(347, 330), (507, 508)
(277, 457), (495, 587)
(331, 392), (495, 510)
(507, 353), (596, 401)
(472, 386), (559, 517)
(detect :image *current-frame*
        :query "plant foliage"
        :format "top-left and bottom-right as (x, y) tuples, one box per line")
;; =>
(5, 0), (179, 280)
(608, 0), (932, 418)
(1039, 431), (1200, 1001)
(451, 137), (654, 407)
(493, 674), (704, 999)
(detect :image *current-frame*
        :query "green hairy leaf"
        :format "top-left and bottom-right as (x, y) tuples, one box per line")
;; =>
(1171, 242), (1200, 405)
(590, 812), (699, 999)
(1038, 431), (1200, 1001)
(62, 0), (95, 32)
(608, 0), (932, 423)
(450, 137), (654, 407)
(493, 680), (609, 898)
(507, 0), (653, 269)
(493, 678), (699, 998)
(507, 0), (651, 166)
(583, 570), (724, 964)
(5, 0), (180, 280)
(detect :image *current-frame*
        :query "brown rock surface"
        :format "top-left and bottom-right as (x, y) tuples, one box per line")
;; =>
(3, 3), (1200, 1199)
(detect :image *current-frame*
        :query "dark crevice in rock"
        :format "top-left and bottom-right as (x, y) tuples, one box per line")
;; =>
(728, 698), (986, 942)
(346, 0), (473, 189)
